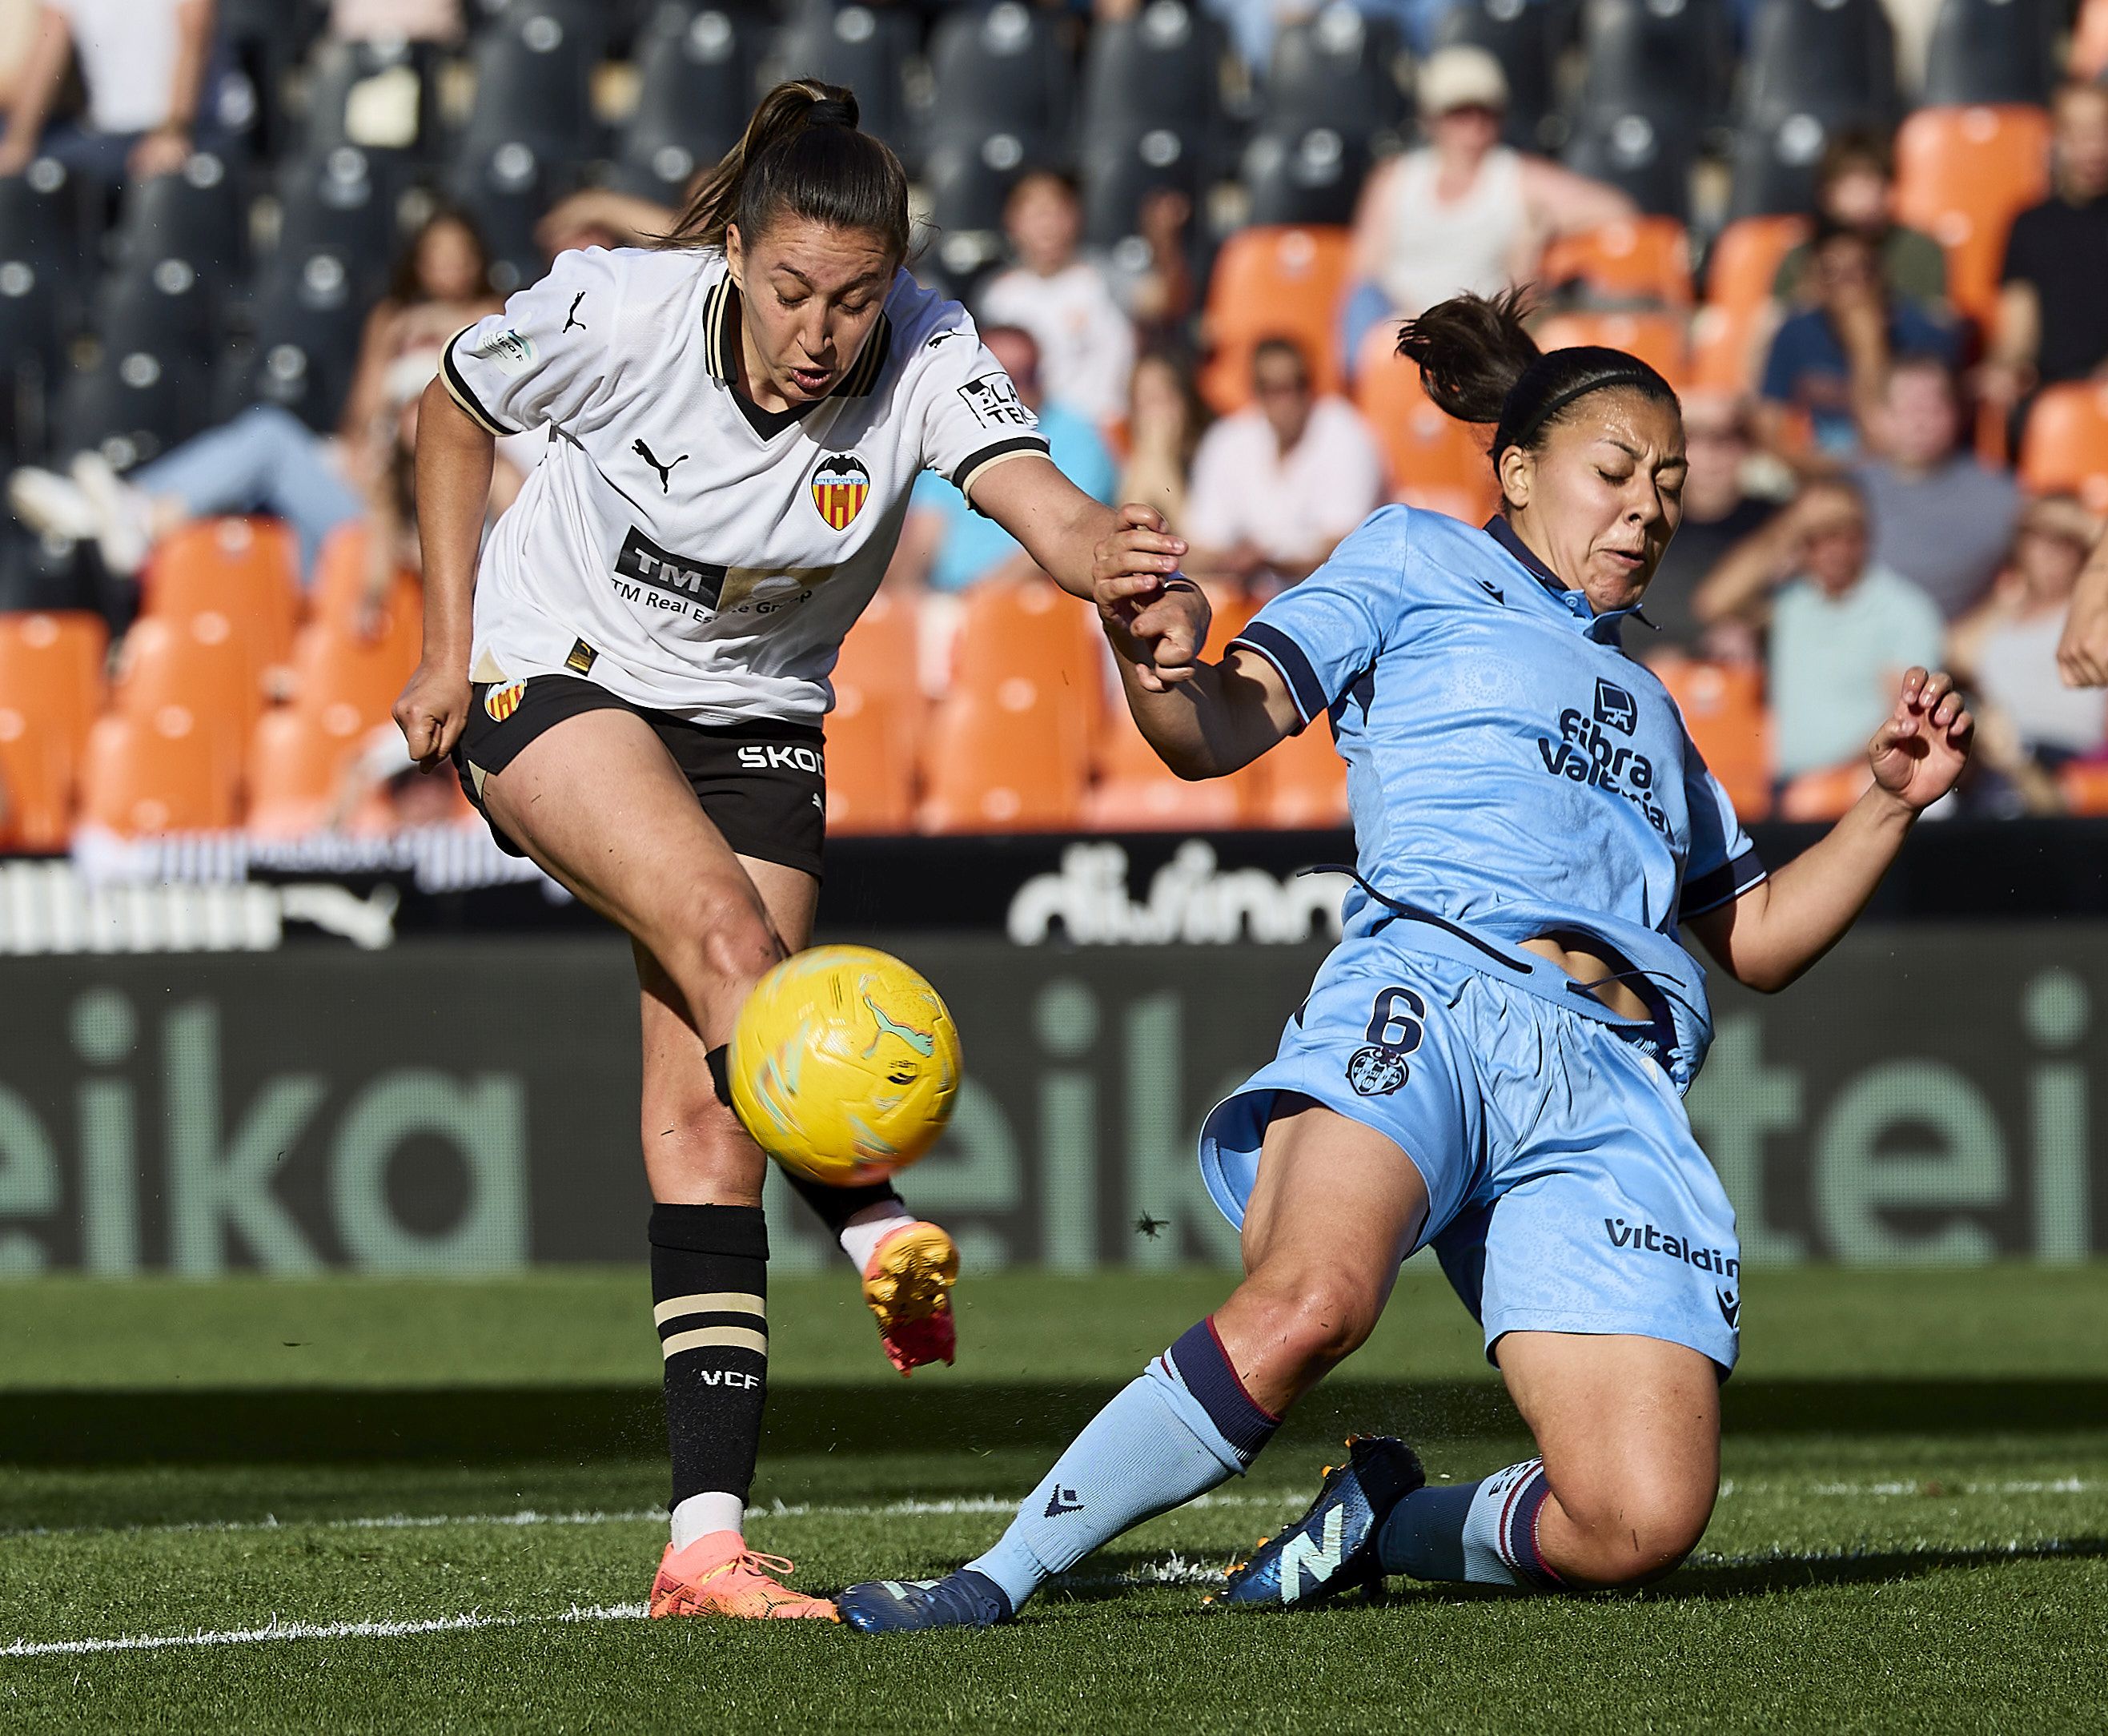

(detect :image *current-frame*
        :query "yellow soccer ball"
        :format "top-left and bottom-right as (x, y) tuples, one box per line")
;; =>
(728, 945), (962, 1186)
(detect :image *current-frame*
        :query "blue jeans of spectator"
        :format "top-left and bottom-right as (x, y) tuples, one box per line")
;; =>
(130, 405), (364, 582)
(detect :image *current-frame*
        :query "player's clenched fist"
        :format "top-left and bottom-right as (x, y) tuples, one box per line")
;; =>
(1093, 502), (1207, 690)
(393, 663), (472, 770)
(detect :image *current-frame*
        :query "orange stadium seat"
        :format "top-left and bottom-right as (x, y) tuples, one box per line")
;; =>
(1353, 326), (1497, 520)
(1893, 104), (2052, 328)
(1652, 655), (1773, 822)
(1255, 715), (1349, 829)
(825, 681), (917, 834)
(1702, 215), (1811, 317)
(244, 704), (370, 838)
(0, 705), (70, 850)
(287, 588), (424, 734)
(1535, 311), (1690, 389)
(833, 585), (922, 712)
(954, 578), (1104, 761)
(1777, 762), (1872, 822)
(309, 522), (422, 637)
(78, 707), (237, 835)
(1688, 303), (1772, 395)
(2057, 759), (2108, 815)
(0, 609), (106, 827)
(114, 613), (264, 797)
(1540, 219), (1694, 308)
(142, 516), (302, 680)
(2018, 383), (2108, 512)
(918, 676), (1086, 832)
(1199, 225), (1352, 414)
(1082, 712), (1246, 830)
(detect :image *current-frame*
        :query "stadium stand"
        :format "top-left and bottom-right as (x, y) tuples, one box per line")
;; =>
(1, 0), (2102, 846)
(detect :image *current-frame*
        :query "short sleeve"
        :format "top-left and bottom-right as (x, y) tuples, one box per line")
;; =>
(442, 247), (624, 438)
(910, 307), (1051, 504)
(1228, 509), (1406, 729)
(1677, 729), (1767, 922)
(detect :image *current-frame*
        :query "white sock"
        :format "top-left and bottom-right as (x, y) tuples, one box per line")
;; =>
(839, 1199), (913, 1272)
(669, 1490), (746, 1550)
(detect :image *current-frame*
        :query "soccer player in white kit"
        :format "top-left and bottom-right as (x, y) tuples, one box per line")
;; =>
(393, 81), (1202, 1619)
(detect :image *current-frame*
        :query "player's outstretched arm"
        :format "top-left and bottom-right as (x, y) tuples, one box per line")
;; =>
(1689, 668), (1972, 992)
(2058, 529), (2108, 689)
(393, 379), (495, 770)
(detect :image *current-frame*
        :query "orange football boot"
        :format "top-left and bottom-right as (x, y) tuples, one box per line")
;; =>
(861, 1220), (959, 1376)
(648, 1532), (838, 1620)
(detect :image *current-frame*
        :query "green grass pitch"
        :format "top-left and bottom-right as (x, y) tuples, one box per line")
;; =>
(3, 1264), (2107, 1734)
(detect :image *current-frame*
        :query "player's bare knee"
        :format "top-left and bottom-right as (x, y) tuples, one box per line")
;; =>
(648, 881), (781, 993)
(1552, 1475), (1712, 1587)
(1248, 1272), (1381, 1376)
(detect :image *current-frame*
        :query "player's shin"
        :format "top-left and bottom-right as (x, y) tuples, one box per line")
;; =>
(1376, 1457), (1564, 1590)
(649, 1202), (769, 1549)
(967, 1318), (1279, 1610)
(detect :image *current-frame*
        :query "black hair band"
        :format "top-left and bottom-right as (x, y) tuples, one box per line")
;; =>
(1500, 367), (1663, 454)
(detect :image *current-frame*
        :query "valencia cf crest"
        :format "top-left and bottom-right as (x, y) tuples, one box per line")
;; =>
(811, 453), (870, 531)
(484, 681), (525, 722)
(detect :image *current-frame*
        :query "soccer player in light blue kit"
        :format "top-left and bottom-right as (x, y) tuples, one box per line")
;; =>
(836, 288), (1975, 1629)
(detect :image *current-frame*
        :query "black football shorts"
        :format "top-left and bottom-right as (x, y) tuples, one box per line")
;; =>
(454, 673), (827, 878)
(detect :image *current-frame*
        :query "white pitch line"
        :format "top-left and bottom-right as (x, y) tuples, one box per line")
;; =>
(0, 1491), (1290, 1546)
(0, 1602), (648, 1661)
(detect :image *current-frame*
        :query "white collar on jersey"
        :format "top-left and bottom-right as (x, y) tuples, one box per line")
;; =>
(701, 274), (892, 400)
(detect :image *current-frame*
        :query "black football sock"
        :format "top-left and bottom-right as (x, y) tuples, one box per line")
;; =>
(650, 1202), (769, 1544)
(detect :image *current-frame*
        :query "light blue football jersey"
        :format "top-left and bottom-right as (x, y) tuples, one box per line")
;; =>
(1230, 507), (1765, 1087)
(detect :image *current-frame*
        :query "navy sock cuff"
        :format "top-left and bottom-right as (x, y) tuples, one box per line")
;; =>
(649, 1202), (769, 1260)
(1165, 1318), (1279, 1465)
(1500, 1461), (1563, 1589)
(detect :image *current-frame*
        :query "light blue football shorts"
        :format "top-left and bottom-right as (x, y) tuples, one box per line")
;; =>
(1199, 932), (1741, 1372)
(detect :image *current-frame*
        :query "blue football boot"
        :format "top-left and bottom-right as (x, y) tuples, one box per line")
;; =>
(1215, 1436), (1426, 1609)
(836, 1568), (1014, 1634)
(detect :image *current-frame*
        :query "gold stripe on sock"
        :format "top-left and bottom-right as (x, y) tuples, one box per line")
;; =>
(652, 1292), (766, 1328)
(661, 1324), (769, 1360)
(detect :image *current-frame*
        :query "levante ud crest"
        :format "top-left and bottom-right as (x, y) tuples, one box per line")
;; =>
(811, 453), (869, 530)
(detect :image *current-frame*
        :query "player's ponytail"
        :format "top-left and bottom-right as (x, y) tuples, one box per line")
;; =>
(1397, 287), (1678, 481)
(664, 79), (911, 262)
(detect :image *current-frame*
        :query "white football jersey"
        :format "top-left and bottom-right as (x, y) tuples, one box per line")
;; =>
(441, 246), (1050, 723)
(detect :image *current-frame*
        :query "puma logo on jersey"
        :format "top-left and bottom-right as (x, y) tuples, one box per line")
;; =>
(564, 291), (586, 332)
(634, 438), (689, 492)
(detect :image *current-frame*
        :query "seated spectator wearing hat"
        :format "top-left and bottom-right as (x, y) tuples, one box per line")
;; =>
(1853, 356), (2020, 621)
(1692, 476), (1945, 784)
(1757, 222), (1957, 466)
(1772, 131), (1947, 319)
(0, 0), (223, 183)
(1341, 45), (1636, 367)
(1949, 495), (2107, 771)
(1982, 82), (2108, 426)
(1181, 336), (1385, 593)
(1636, 389), (1781, 665)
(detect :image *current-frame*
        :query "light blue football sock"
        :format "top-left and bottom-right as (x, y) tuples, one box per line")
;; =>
(1377, 1457), (1562, 1589)
(967, 1320), (1279, 1610)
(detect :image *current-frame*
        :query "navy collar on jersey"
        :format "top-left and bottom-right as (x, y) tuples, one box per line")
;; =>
(701, 274), (892, 421)
(1482, 515), (1652, 641)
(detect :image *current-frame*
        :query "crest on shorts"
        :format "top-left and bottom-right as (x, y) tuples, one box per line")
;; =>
(1346, 1046), (1410, 1096)
(484, 681), (525, 722)
(811, 453), (870, 531)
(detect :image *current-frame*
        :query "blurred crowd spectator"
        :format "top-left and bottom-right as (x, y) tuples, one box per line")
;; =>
(5, 0), (2108, 847)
